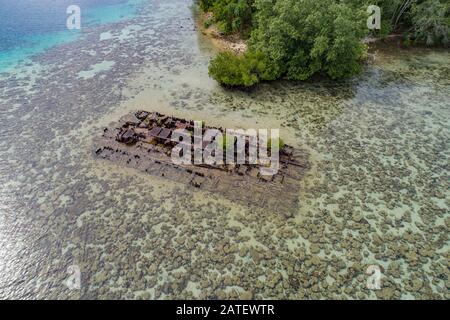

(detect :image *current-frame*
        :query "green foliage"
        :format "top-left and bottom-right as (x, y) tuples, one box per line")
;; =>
(354, 0), (449, 45)
(250, 0), (367, 81)
(216, 134), (235, 150)
(208, 52), (258, 87)
(204, 17), (214, 29)
(199, 0), (216, 11)
(207, 0), (368, 86)
(208, 51), (277, 87)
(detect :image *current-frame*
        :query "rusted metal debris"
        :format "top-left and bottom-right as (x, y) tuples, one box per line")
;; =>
(93, 111), (310, 217)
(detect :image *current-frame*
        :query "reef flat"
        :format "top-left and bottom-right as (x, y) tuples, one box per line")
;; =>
(94, 111), (309, 217)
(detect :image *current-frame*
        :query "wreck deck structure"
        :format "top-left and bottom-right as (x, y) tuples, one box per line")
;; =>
(93, 111), (309, 216)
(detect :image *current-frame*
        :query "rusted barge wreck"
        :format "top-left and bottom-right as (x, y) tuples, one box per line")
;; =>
(93, 111), (309, 216)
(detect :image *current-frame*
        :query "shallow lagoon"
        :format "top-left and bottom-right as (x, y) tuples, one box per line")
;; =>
(0, 0), (144, 71)
(0, 0), (448, 299)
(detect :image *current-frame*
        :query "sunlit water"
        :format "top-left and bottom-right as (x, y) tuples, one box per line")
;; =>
(0, 0), (448, 299)
(0, 0), (143, 71)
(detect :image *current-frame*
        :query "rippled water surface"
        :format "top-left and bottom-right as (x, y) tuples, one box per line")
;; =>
(0, 0), (448, 299)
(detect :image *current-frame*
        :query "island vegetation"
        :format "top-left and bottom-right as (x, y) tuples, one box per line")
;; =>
(200, 0), (449, 87)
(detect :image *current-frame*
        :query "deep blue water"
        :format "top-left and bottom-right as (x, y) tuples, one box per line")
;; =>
(0, 0), (142, 70)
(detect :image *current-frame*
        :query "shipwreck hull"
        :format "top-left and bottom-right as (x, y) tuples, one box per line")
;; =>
(93, 111), (309, 217)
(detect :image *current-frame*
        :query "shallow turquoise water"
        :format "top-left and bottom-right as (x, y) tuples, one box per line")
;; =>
(0, 0), (143, 71)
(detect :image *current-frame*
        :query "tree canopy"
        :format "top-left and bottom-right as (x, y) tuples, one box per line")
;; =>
(202, 0), (449, 87)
